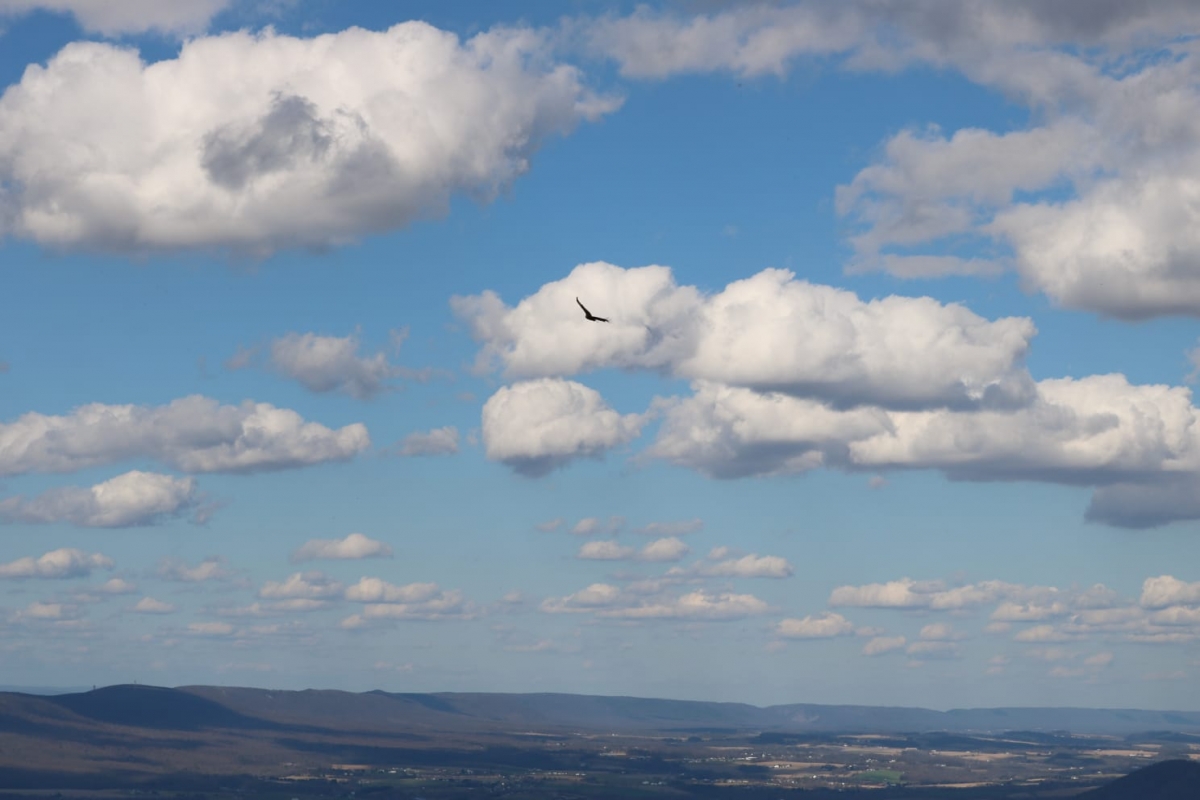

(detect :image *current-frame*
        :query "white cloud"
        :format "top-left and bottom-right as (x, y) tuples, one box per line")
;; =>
(991, 602), (1068, 622)
(0, 470), (199, 527)
(481, 378), (644, 476)
(862, 635), (907, 656)
(577, 540), (635, 561)
(157, 556), (230, 583)
(130, 597), (176, 614)
(99, 578), (137, 594)
(571, 516), (625, 535)
(829, 578), (934, 608)
(918, 623), (961, 641)
(259, 571), (343, 600)
(539, 583), (623, 613)
(291, 533), (392, 563)
(535, 517), (564, 532)
(637, 536), (690, 563)
(1140, 575), (1200, 609)
(397, 427), (460, 457)
(341, 583), (473, 625)
(698, 553), (793, 579)
(264, 332), (401, 399)
(10, 600), (81, 622)
(344, 577), (440, 604)
(0, 548), (112, 579)
(0, 395), (369, 476)
(0, 0), (229, 35)
(1014, 624), (1075, 643)
(600, 590), (769, 621)
(0, 23), (616, 254)
(776, 612), (855, 639)
(456, 263), (1035, 410)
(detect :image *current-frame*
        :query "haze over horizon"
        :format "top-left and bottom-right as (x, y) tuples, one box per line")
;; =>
(1, 0), (1199, 713)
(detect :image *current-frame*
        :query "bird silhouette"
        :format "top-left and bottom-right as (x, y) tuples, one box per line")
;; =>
(576, 297), (609, 323)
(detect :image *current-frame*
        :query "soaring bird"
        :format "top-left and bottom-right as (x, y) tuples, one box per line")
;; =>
(576, 297), (609, 323)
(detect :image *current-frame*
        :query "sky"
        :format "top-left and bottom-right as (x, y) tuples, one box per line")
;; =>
(1, 0), (1199, 711)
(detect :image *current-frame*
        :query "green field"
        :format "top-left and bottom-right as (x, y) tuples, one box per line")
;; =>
(856, 768), (903, 784)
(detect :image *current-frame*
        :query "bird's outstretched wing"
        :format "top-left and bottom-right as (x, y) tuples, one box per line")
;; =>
(576, 297), (591, 317)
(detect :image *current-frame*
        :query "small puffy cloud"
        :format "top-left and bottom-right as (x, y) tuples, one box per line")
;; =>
(1085, 652), (1115, 668)
(157, 556), (230, 583)
(341, 583), (473, 625)
(265, 332), (401, 399)
(130, 597), (176, 614)
(1140, 575), (1200, 609)
(829, 578), (932, 608)
(0, 396), (369, 477)
(699, 553), (793, 579)
(633, 518), (703, 536)
(571, 516), (625, 535)
(777, 612), (856, 639)
(396, 427), (459, 457)
(99, 578), (137, 595)
(535, 517), (564, 532)
(601, 590), (769, 621)
(344, 577), (440, 604)
(0, 0), (230, 35)
(291, 533), (392, 563)
(862, 635), (907, 656)
(991, 601), (1068, 622)
(577, 540), (635, 561)
(481, 379), (644, 476)
(540, 583), (623, 613)
(918, 623), (961, 641)
(0, 23), (615, 254)
(0, 548), (113, 579)
(259, 572), (343, 600)
(456, 263), (1035, 410)
(0, 471), (199, 527)
(638, 536), (690, 563)
(10, 600), (81, 622)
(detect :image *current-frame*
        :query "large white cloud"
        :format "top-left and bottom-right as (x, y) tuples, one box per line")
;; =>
(0, 23), (615, 253)
(341, 578), (473, 625)
(481, 378), (644, 476)
(259, 571), (344, 600)
(456, 263), (1036, 410)
(0, 547), (112, 579)
(776, 612), (855, 639)
(0, 395), (369, 476)
(646, 373), (1200, 523)
(0, 0), (229, 35)
(0, 470), (198, 527)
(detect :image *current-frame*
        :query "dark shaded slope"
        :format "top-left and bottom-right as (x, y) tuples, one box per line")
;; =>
(47, 684), (266, 730)
(1079, 759), (1200, 799)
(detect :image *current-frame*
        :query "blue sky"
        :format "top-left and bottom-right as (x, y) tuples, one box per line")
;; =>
(1, 0), (1200, 710)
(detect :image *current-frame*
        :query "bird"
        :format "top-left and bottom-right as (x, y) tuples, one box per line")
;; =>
(576, 297), (609, 323)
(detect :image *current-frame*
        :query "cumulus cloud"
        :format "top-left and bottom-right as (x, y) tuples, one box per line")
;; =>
(0, 0), (229, 35)
(0, 23), (616, 254)
(0, 395), (368, 477)
(99, 578), (137, 594)
(862, 635), (907, 656)
(600, 590), (769, 621)
(10, 600), (81, 623)
(1086, 477), (1200, 529)
(776, 612), (855, 639)
(341, 579), (473, 625)
(481, 378), (644, 476)
(157, 556), (230, 583)
(259, 332), (403, 399)
(188, 621), (235, 637)
(291, 533), (392, 563)
(130, 597), (176, 614)
(259, 571), (343, 600)
(456, 263), (1035, 410)
(396, 427), (459, 457)
(0, 548), (113, 579)
(697, 553), (794, 579)
(0, 470), (200, 527)
(577, 537), (690, 562)
(571, 516), (624, 535)
(539, 583), (623, 613)
(1140, 575), (1200, 609)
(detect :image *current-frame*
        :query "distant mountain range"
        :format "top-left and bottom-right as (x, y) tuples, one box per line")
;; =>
(2, 683), (1198, 737)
